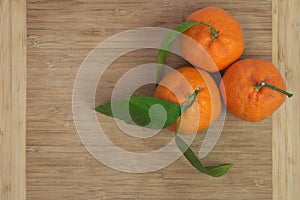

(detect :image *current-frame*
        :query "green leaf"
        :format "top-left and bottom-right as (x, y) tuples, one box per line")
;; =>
(175, 88), (233, 177)
(175, 134), (233, 177)
(175, 133), (208, 174)
(206, 164), (234, 177)
(96, 89), (233, 177)
(96, 97), (181, 129)
(156, 21), (201, 82)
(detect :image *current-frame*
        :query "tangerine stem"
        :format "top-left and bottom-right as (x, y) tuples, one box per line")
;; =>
(195, 21), (219, 40)
(177, 88), (201, 132)
(254, 82), (294, 98)
(181, 88), (201, 113)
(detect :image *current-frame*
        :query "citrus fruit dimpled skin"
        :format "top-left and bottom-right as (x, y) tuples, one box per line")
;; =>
(181, 6), (244, 72)
(154, 67), (221, 134)
(220, 58), (286, 122)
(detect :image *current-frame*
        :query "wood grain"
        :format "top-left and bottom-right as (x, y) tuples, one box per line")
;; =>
(272, 0), (300, 199)
(0, 0), (300, 199)
(0, 0), (26, 199)
(27, 0), (273, 199)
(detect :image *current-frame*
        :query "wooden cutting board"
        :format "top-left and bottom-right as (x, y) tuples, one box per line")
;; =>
(0, 0), (299, 199)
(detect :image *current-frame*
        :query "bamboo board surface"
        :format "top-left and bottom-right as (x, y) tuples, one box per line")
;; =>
(0, 0), (26, 199)
(272, 0), (300, 199)
(26, 1), (273, 199)
(0, 0), (299, 199)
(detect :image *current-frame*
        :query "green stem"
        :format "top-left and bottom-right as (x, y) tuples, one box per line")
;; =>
(181, 88), (201, 113)
(254, 82), (294, 98)
(196, 21), (219, 40)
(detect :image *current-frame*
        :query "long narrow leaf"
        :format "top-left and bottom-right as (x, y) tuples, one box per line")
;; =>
(156, 21), (201, 82)
(175, 89), (233, 177)
(175, 134), (233, 177)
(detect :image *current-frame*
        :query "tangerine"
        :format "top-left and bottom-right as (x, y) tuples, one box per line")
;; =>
(220, 58), (288, 122)
(181, 6), (244, 72)
(154, 67), (221, 134)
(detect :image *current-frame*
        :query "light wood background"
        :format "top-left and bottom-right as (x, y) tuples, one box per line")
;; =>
(272, 0), (300, 199)
(0, 0), (299, 199)
(0, 0), (27, 199)
(26, 1), (273, 199)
